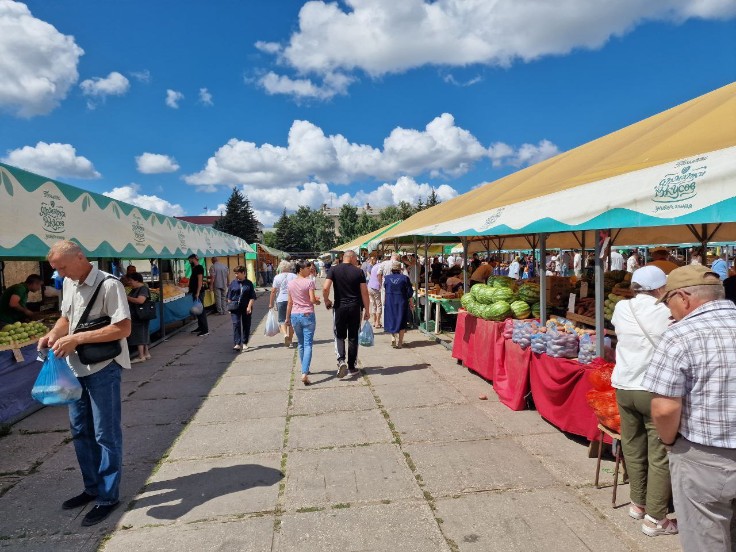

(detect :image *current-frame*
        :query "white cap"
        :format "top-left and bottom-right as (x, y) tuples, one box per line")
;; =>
(631, 265), (666, 291)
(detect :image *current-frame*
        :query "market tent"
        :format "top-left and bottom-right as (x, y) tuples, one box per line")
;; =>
(256, 243), (289, 259)
(335, 220), (403, 253)
(0, 163), (254, 259)
(380, 83), (735, 243)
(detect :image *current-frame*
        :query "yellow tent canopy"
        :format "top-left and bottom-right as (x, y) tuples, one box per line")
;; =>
(380, 82), (736, 246)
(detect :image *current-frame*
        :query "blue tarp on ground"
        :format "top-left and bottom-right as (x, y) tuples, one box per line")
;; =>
(0, 344), (42, 424)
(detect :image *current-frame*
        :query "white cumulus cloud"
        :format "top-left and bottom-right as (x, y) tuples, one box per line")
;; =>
(258, 71), (353, 100)
(184, 113), (497, 189)
(2, 142), (100, 179)
(256, 0), (736, 98)
(488, 139), (560, 168)
(199, 87), (213, 106)
(103, 183), (185, 217)
(165, 89), (184, 108)
(135, 153), (180, 174)
(130, 69), (150, 83)
(0, 0), (84, 117)
(79, 71), (130, 108)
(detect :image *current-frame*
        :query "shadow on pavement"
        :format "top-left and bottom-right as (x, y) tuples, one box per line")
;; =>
(131, 464), (283, 520)
(364, 363), (431, 376)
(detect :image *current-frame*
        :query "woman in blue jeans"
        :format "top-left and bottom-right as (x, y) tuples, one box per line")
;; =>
(285, 260), (320, 385)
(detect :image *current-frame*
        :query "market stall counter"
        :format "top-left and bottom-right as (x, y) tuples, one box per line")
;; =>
(452, 311), (601, 441)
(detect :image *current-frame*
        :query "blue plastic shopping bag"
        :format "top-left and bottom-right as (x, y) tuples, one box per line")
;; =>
(358, 320), (374, 347)
(31, 349), (83, 405)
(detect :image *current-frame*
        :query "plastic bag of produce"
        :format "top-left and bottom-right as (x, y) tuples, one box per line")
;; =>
(31, 349), (82, 405)
(546, 326), (580, 358)
(530, 332), (549, 354)
(264, 309), (280, 337)
(502, 319), (514, 339)
(190, 299), (204, 316)
(358, 320), (374, 347)
(578, 333), (597, 364)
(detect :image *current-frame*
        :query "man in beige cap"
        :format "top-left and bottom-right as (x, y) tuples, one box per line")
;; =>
(647, 247), (678, 275)
(642, 265), (736, 548)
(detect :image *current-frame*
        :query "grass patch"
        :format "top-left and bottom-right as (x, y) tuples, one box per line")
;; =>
(332, 503), (351, 510)
(380, 499), (391, 504)
(296, 506), (324, 513)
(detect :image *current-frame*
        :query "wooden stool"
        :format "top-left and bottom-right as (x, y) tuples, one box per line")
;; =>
(594, 423), (627, 507)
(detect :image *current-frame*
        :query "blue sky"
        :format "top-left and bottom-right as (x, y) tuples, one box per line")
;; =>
(1, 0), (735, 226)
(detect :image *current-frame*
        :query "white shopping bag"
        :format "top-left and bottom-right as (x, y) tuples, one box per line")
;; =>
(264, 309), (280, 337)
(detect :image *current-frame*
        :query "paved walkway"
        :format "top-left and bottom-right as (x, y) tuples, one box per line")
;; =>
(0, 288), (686, 551)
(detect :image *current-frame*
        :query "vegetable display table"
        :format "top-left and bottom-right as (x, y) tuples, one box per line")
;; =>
(452, 311), (600, 440)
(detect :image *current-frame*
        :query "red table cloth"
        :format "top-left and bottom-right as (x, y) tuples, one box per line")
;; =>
(493, 339), (532, 411)
(452, 311), (505, 381)
(529, 353), (600, 441)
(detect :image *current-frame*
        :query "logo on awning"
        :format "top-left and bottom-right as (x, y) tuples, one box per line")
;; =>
(40, 191), (66, 234)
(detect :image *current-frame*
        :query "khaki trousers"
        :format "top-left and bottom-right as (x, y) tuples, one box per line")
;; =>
(616, 389), (672, 520)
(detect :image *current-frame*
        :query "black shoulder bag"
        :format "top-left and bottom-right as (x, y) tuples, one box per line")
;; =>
(73, 276), (123, 365)
(130, 287), (157, 322)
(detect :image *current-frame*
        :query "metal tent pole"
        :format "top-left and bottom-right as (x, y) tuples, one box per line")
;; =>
(594, 231), (605, 358)
(462, 237), (469, 293)
(424, 237), (430, 329)
(539, 234), (547, 323)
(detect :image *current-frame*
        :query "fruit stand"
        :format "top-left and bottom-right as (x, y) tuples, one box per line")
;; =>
(0, 320), (57, 424)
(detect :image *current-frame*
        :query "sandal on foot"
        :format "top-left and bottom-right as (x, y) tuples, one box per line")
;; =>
(642, 515), (678, 537)
(629, 503), (645, 520)
(301, 375), (311, 386)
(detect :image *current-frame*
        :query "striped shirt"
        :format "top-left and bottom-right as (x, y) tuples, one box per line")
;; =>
(642, 300), (736, 448)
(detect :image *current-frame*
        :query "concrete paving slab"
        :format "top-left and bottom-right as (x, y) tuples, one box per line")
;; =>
(0, 464), (151, 539)
(121, 396), (202, 427)
(434, 489), (632, 552)
(274, 501), (450, 552)
(372, 380), (467, 410)
(293, 368), (368, 388)
(223, 359), (295, 377)
(516, 432), (608, 488)
(577, 486), (683, 552)
(364, 362), (444, 387)
(0, 432), (68, 474)
(11, 406), (68, 434)
(474, 401), (562, 436)
(212, 372), (291, 394)
(282, 443), (421, 509)
(168, 417), (286, 459)
(290, 385), (377, 416)
(0, 534), (99, 552)
(390, 404), (508, 444)
(404, 439), (556, 497)
(102, 516), (275, 552)
(190, 392), (288, 423)
(123, 422), (186, 466)
(131, 375), (219, 400)
(120, 453), (283, 527)
(287, 409), (393, 451)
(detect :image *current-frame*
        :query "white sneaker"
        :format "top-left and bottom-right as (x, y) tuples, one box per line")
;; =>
(336, 361), (348, 378)
(233, 344), (242, 351)
(242, 344), (250, 351)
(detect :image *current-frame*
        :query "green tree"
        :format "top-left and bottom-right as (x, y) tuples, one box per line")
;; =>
(290, 207), (337, 252)
(426, 188), (440, 207)
(355, 211), (382, 236)
(397, 200), (416, 220)
(338, 204), (359, 242)
(273, 209), (300, 252)
(212, 187), (261, 243)
(378, 205), (402, 226)
(262, 231), (277, 249)
(415, 198), (425, 212)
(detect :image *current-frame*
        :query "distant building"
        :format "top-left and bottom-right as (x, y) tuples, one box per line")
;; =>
(321, 203), (383, 237)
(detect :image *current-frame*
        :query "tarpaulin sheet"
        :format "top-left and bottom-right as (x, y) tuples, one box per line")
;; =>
(148, 295), (195, 334)
(0, 345), (42, 423)
(529, 353), (599, 440)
